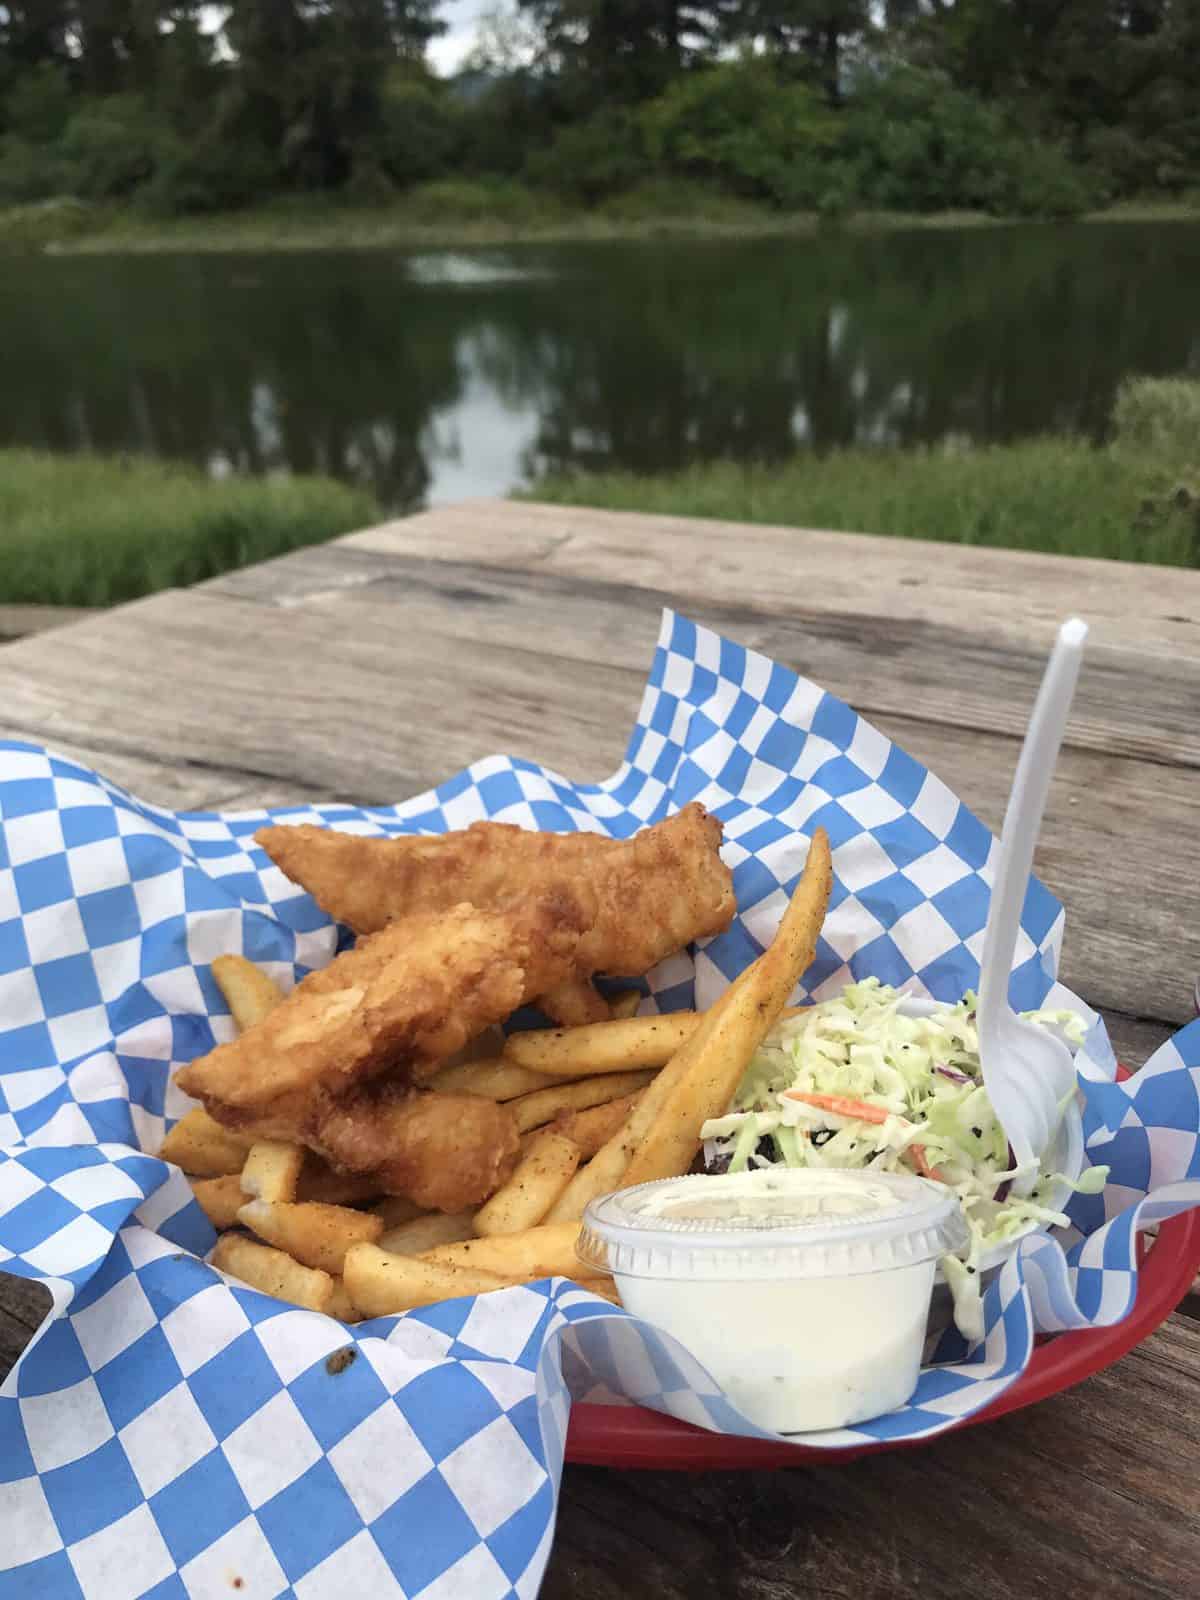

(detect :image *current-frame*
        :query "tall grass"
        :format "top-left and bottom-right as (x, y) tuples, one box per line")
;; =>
(0, 450), (378, 606)
(530, 379), (1200, 568)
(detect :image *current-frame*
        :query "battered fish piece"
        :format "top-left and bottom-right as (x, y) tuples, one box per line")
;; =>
(257, 804), (735, 1023)
(174, 890), (588, 1209)
(316, 1087), (520, 1214)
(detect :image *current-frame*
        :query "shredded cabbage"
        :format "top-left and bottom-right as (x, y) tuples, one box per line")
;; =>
(699, 978), (1107, 1340)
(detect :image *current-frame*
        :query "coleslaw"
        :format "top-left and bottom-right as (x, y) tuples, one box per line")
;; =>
(699, 978), (1108, 1338)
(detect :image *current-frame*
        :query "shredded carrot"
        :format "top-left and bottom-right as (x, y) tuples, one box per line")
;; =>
(782, 1091), (891, 1125)
(909, 1143), (945, 1182)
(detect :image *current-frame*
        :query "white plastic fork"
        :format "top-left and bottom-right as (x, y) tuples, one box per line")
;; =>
(977, 618), (1089, 1196)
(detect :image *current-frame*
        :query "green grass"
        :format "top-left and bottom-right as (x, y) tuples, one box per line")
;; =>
(529, 432), (1200, 568)
(0, 450), (378, 605)
(3, 185), (1198, 256)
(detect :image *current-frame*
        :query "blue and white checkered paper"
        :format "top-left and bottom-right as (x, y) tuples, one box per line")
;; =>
(3, 609), (1200, 1599)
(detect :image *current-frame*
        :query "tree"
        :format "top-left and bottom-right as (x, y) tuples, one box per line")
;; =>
(727, 0), (871, 102)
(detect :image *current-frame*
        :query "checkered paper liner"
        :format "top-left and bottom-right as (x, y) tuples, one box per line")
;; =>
(3, 609), (1200, 1599)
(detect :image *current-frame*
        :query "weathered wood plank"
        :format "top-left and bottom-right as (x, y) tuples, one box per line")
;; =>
(545, 1313), (1200, 1600)
(0, 604), (97, 642)
(0, 586), (1193, 1025)
(201, 543), (1200, 772)
(0, 724), (328, 814)
(343, 498), (1200, 657)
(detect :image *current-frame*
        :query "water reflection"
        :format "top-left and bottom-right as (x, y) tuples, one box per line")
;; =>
(1, 224), (1198, 512)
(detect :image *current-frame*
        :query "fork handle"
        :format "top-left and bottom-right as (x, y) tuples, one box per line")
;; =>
(977, 619), (1089, 1038)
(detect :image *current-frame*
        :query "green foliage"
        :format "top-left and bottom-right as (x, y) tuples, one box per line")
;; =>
(0, 0), (1195, 225)
(642, 61), (841, 208)
(525, 108), (645, 201)
(0, 450), (378, 606)
(3, 63), (73, 142)
(377, 80), (463, 189)
(531, 433), (1200, 569)
(1112, 377), (1200, 467)
(57, 96), (160, 199)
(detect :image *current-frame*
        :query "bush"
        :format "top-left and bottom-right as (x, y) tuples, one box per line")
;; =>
(399, 176), (553, 225)
(57, 97), (161, 199)
(525, 109), (646, 202)
(641, 62), (843, 210)
(837, 66), (1095, 218)
(138, 134), (280, 216)
(1112, 377), (1200, 466)
(0, 136), (68, 203)
(378, 82), (464, 190)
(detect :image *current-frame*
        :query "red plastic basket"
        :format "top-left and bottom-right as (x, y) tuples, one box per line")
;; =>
(565, 1066), (1200, 1470)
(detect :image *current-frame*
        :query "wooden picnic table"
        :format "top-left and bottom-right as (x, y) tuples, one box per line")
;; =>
(2, 499), (1198, 1599)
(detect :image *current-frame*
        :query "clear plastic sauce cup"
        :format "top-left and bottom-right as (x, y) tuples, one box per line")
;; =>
(578, 1168), (968, 1434)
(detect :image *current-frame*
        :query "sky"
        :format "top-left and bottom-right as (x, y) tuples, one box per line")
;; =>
(428, 0), (492, 76)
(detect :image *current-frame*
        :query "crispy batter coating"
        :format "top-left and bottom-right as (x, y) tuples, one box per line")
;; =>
(257, 804), (735, 1022)
(175, 891), (587, 1209)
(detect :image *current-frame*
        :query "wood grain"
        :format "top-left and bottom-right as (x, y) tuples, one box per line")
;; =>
(204, 537), (1200, 772)
(544, 1315), (1200, 1600)
(2, 500), (1198, 1596)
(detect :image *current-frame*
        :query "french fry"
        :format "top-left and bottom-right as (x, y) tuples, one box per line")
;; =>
(425, 1060), (562, 1101)
(211, 954), (286, 1032)
(344, 1243), (510, 1316)
(190, 1174), (247, 1230)
(608, 990), (643, 1020)
(160, 1107), (253, 1177)
(435, 1023), (505, 1068)
(371, 1195), (429, 1229)
(328, 1277), (361, 1323)
(241, 1140), (305, 1203)
(552, 1091), (642, 1159)
(238, 1200), (384, 1275)
(509, 1070), (657, 1133)
(422, 1220), (582, 1281)
(297, 1158), (381, 1208)
(622, 828), (832, 1188)
(473, 1132), (582, 1236)
(504, 1014), (699, 1078)
(544, 990), (740, 1223)
(571, 1277), (621, 1305)
(211, 1232), (334, 1314)
(379, 1210), (476, 1255)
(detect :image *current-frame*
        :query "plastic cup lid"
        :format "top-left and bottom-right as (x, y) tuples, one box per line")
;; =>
(578, 1168), (968, 1281)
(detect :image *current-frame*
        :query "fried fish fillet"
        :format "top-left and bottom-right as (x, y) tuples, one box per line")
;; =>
(257, 803), (735, 1023)
(175, 890), (588, 1209)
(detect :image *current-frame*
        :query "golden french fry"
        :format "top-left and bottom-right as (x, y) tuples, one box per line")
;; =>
(509, 1070), (657, 1133)
(608, 990), (643, 1021)
(328, 1277), (361, 1323)
(296, 1158), (381, 1208)
(552, 1091), (643, 1160)
(190, 1174), (247, 1230)
(371, 1195), (429, 1229)
(344, 1243), (510, 1316)
(473, 1132), (582, 1236)
(379, 1210), (476, 1255)
(544, 991), (740, 1222)
(238, 1200), (384, 1275)
(571, 1277), (621, 1305)
(423, 1220), (581, 1280)
(622, 829), (832, 1188)
(211, 954), (286, 1032)
(160, 1107), (253, 1177)
(211, 1232), (334, 1314)
(241, 1140), (305, 1203)
(504, 1014), (699, 1078)
(425, 1060), (562, 1101)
